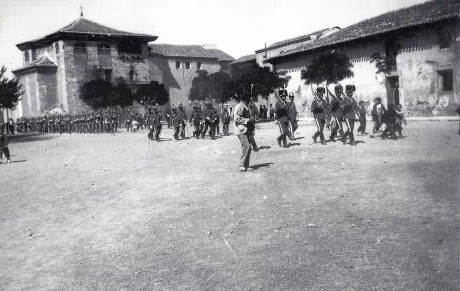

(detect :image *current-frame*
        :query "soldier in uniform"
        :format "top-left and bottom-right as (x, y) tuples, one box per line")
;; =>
(287, 92), (298, 139)
(201, 101), (217, 139)
(220, 107), (231, 136)
(177, 103), (187, 139)
(311, 87), (328, 145)
(151, 106), (163, 142)
(275, 89), (289, 147)
(190, 105), (202, 138)
(329, 85), (345, 141)
(340, 85), (360, 145)
(0, 123), (12, 164)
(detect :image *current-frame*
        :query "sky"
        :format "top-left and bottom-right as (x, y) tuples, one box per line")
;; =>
(0, 0), (429, 77)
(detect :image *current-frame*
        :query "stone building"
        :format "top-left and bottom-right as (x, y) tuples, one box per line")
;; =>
(10, 18), (234, 118)
(149, 44), (234, 109)
(265, 0), (460, 116)
(12, 17), (157, 118)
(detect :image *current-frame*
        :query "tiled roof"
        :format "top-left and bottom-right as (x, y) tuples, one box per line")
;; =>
(230, 54), (256, 65)
(149, 44), (235, 61)
(267, 0), (459, 63)
(12, 54), (57, 75)
(255, 28), (333, 53)
(17, 18), (157, 50)
(268, 28), (331, 48)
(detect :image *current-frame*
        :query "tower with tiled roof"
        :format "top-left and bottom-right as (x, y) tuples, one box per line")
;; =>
(13, 17), (158, 116)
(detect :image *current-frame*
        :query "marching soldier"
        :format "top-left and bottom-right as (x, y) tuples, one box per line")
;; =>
(287, 92), (298, 139)
(190, 105), (202, 138)
(275, 88), (289, 148)
(177, 103), (187, 139)
(220, 107), (231, 136)
(329, 84), (345, 141)
(201, 101), (217, 139)
(151, 106), (163, 142)
(311, 87), (328, 145)
(341, 85), (360, 145)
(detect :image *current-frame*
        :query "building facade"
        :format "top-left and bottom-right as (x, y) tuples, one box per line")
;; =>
(10, 18), (234, 119)
(149, 44), (234, 110)
(265, 0), (460, 117)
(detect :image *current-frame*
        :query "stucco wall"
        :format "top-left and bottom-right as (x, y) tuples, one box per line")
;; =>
(273, 21), (459, 116)
(151, 57), (223, 111)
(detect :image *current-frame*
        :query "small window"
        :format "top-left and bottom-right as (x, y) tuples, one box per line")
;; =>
(129, 69), (135, 81)
(55, 42), (59, 54)
(104, 70), (112, 82)
(24, 51), (30, 62)
(197, 62), (202, 70)
(437, 25), (451, 49)
(185, 62), (191, 69)
(118, 41), (141, 54)
(176, 61), (181, 69)
(31, 49), (36, 60)
(98, 44), (110, 54)
(438, 70), (453, 92)
(74, 43), (87, 54)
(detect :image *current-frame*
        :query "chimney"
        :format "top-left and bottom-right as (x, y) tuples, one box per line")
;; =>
(202, 44), (217, 50)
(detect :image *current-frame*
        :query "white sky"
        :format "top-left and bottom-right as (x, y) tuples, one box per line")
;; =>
(0, 0), (429, 76)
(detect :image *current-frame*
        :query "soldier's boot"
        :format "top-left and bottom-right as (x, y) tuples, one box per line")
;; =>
(312, 132), (319, 143)
(320, 133), (327, 145)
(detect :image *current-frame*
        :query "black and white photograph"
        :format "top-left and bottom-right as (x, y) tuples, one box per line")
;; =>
(0, 0), (459, 289)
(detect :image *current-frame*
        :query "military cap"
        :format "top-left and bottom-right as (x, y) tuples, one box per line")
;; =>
(279, 89), (288, 97)
(334, 84), (343, 92)
(288, 92), (294, 98)
(316, 87), (325, 94)
(346, 85), (356, 92)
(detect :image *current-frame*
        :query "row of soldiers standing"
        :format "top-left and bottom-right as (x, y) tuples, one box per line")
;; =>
(12, 110), (121, 134)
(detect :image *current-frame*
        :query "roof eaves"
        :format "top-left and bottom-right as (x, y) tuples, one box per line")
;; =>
(266, 13), (458, 64)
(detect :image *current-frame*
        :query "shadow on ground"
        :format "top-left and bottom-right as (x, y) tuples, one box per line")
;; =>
(8, 133), (56, 143)
(252, 162), (274, 170)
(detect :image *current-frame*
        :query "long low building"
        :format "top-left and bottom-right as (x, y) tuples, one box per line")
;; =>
(264, 0), (459, 116)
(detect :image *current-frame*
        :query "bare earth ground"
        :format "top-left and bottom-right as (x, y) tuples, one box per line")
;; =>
(0, 121), (459, 291)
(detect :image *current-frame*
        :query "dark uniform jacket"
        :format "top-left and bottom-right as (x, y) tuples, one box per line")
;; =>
(342, 96), (360, 119)
(330, 97), (344, 118)
(249, 103), (260, 119)
(220, 111), (231, 123)
(287, 101), (297, 121)
(311, 98), (327, 119)
(0, 131), (8, 147)
(173, 110), (187, 127)
(275, 100), (289, 122)
(190, 110), (202, 124)
(202, 108), (217, 123)
(152, 112), (162, 126)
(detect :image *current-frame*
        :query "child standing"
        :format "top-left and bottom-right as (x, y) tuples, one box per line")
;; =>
(0, 123), (12, 164)
(357, 101), (367, 135)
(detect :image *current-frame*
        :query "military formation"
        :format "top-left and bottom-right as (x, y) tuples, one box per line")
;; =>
(11, 109), (122, 134)
(2, 85), (412, 171)
(273, 84), (408, 148)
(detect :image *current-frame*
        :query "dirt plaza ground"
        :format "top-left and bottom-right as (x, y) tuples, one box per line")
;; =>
(0, 120), (459, 291)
